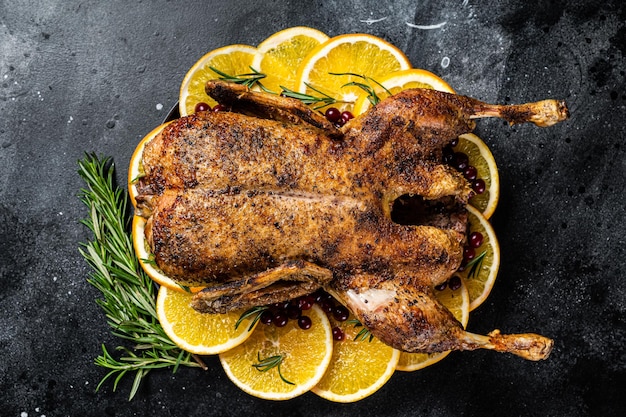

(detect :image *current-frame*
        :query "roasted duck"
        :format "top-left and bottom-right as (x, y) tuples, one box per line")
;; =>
(135, 80), (568, 360)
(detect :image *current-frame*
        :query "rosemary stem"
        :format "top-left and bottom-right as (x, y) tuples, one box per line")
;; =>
(78, 153), (200, 400)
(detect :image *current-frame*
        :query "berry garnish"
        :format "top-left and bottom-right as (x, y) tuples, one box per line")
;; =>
(463, 246), (476, 261)
(472, 179), (486, 194)
(448, 275), (462, 291)
(464, 166), (478, 181)
(298, 295), (314, 310)
(272, 312), (289, 327)
(194, 102), (211, 113)
(469, 231), (484, 248)
(332, 305), (350, 322)
(332, 326), (345, 341)
(453, 152), (469, 171)
(260, 310), (274, 325)
(340, 110), (354, 123)
(297, 315), (312, 330)
(324, 107), (341, 123)
(212, 104), (228, 112)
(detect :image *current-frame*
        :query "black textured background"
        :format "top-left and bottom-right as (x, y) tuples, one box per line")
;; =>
(1, 1), (625, 416)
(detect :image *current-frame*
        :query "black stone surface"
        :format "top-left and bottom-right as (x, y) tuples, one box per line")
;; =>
(1, 0), (624, 416)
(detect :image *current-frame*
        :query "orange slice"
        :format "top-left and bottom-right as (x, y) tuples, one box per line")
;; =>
(129, 123), (203, 293)
(251, 26), (329, 94)
(458, 205), (501, 311)
(455, 133), (500, 219)
(396, 276), (470, 371)
(179, 44), (256, 116)
(219, 304), (333, 400)
(127, 122), (171, 208)
(311, 312), (400, 402)
(295, 33), (412, 111)
(156, 285), (256, 355)
(353, 68), (455, 115)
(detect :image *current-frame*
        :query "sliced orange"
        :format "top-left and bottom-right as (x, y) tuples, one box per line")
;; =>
(127, 122), (171, 208)
(352, 68), (455, 115)
(251, 26), (329, 94)
(219, 304), (333, 400)
(295, 33), (412, 111)
(455, 133), (500, 219)
(156, 286), (256, 355)
(132, 215), (204, 293)
(179, 44), (256, 116)
(129, 123), (203, 293)
(396, 276), (470, 371)
(311, 312), (400, 402)
(458, 205), (501, 311)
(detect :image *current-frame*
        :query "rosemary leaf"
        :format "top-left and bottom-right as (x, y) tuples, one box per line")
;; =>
(252, 353), (295, 385)
(465, 250), (487, 279)
(329, 72), (391, 107)
(209, 66), (270, 91)
(78, 154), (202, 400)
(235, 306), (268, 331)
(279, 84), (339, 109)
(347, 319), (374, 342)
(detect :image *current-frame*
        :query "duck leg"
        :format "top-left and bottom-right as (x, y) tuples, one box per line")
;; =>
(330, 276), (553, 361)
(469, 97), (569, 127)
(343, 88), (569, 165)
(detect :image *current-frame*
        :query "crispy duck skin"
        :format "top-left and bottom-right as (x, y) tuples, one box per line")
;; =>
(139, 107), (472, 209)
(136, 81), (568, 360)
(146, 189), (463, 287)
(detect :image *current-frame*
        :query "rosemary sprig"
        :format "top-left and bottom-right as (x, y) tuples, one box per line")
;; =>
(347, 319), (374, 342)
(210, 66), (271, 92)
(235, 305), (268, 331)
(78, 154), (203, 400)
(330, 72), (391, 106)
(252, 353), (294, 385)
(279, 84), (339, 109)
(464, 250), (487, 279)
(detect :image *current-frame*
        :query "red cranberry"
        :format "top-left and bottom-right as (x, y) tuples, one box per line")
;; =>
(314, 291), (333, 304)
(434, 282), (447, 291)
(332, 305), (350, 322)
(325, 107), (341, 123)
(463, 246), (476, 261)
(298, 296), (314, 310)
(464, 166), (478, 180)
(472, 179), (486, 194)
(453, 152), (469, 171)
(332, 326), (345, 341)
(194, 102), (211, 112)
(212, 104), (228, 112)
(297, 315), (312, 330)
(320, 300), (335, 314)
(448, 275), (462, 291)
(272, 312), (288, 327)
(449, 137), (459, 147)
(260, 310), (274, 325)
(340, 111), (354, 123)
(469, 231), (484, 248)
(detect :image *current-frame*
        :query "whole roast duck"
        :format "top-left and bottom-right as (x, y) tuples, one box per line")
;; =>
(135, 80), (568, 360)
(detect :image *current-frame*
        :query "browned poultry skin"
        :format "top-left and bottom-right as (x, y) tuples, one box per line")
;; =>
(136, 81), (567, 360)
